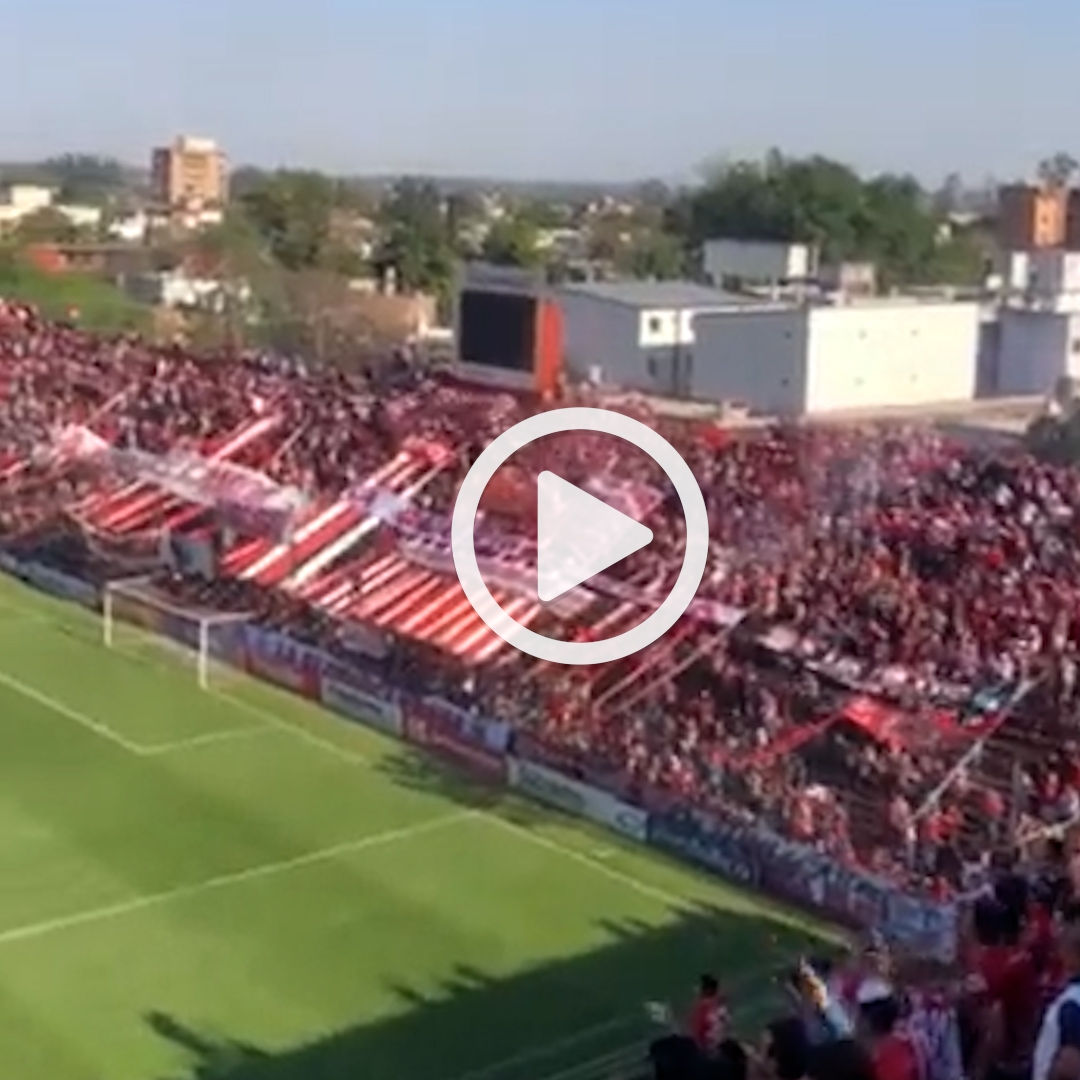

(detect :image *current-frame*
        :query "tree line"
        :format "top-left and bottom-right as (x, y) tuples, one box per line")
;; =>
(7, 148), (1076, 356)
(210, 150), (995, 303)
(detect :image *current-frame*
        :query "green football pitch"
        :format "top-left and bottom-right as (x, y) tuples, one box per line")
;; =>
(0, 573), (834, 1080)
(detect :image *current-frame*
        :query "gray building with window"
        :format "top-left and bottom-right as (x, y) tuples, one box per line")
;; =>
(555, 281), (770, 397)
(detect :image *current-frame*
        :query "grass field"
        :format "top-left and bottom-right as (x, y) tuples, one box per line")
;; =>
(0, 573), (834, 1080)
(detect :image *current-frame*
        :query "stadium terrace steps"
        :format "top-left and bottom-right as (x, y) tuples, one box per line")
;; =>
(235, 501), (367, 587)
(321, 552), (540, 661)
(605, 629), (722, 717)
(225, 449), (434, 588)
(589, 622), (697, 709)
(524, 601), (642, 681)
(75, 414), (283, 534)
(281, 452), (431, 591)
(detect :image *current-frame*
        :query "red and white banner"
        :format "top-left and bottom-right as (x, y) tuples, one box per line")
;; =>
(43, 424), (111, 466)
(109, 448), (306, 540)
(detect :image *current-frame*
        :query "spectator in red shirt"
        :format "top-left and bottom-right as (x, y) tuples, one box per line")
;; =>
(965, 892), (1039, 1080)
(687, 973), (728, 1054)
(858, 979), (924, 1080)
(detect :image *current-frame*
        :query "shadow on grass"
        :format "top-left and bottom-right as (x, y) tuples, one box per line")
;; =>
(143, 743), (832, 1080)
(371, 745), (563, 830)
(145, 901), (819, 1080)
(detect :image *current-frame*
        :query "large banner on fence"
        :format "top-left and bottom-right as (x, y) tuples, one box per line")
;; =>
(241, 628), (321, 697)
(647, 809), (759, 886)
(508, 759), (647, 841)
(319, 658), (401, 736)
(403, 697), (509, 781)
(646, 804), (955, 960)
(0, 553), (98, 608)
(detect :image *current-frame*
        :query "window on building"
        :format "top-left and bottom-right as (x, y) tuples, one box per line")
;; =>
(1072, 339), (1080, 354)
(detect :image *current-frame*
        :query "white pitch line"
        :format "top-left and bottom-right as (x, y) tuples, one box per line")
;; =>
(0, 667), (147, 755)
(210, 686), (370, 766)
(0, 595), (367, 762)
(138, 725), (271, 755)
(0, 586), (825, 957)
(0, 809), (476, 947)
(480, 814), (692, 912)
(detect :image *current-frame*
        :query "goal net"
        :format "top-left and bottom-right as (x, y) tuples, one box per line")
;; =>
(102, 576), (252, 689)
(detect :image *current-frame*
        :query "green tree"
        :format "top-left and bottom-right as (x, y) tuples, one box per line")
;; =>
(42, 153), (126, 204)
(1036, 152), (1079, 188)
(14, 207), (79, 244)
(480, 214), (540, 267)
(667, 151), (975, 287)
(239, 170), (335, 271)
(375, 178), (455, 296)
(621, 230), (685, 279)
(184, 210), (285, 348)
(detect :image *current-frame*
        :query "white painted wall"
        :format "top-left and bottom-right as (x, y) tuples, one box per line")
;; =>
(692, 309), (808, 414)
(692, 301), (979, 414)
(804, 302), (978, 413)
(1028, 250), (1080, 296)
(997, 309), (1080, 395)
(703, 239), (816, 284)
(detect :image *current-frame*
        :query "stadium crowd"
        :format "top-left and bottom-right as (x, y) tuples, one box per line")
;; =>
(1, 299), (1079, 885)
(10, 301), (1080, 1079)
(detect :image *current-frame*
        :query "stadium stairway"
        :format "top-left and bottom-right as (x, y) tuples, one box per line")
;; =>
(279, 450), (444, 592)
(229, 500), (368, 587)
(331, 551), (542, 662)
(590, 622), (698, 710)
(603, 628), (724, 717)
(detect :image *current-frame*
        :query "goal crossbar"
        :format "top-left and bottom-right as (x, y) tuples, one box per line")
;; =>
(102, 576), (253, 688)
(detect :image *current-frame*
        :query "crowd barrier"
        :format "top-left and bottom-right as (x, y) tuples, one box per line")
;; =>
(0, 551), (958, 961)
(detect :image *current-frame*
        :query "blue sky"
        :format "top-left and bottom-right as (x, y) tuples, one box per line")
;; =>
(1, 0), (1076, 182)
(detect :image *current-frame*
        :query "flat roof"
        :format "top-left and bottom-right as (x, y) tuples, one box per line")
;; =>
(559, 280), (760, 310)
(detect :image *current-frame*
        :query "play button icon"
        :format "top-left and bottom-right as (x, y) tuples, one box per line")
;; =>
(451, 407), (709, 665)
(535, 471), (653, 602)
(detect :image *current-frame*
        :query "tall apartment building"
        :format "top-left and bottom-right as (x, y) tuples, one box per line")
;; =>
(150, 136), (227, 211)
(997, 183), (1067, 250)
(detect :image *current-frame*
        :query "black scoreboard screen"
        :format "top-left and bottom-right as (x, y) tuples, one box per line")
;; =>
(458, 289), (537, 372)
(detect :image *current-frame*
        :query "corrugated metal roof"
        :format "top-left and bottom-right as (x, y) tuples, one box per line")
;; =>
(559, 280), (760, 310)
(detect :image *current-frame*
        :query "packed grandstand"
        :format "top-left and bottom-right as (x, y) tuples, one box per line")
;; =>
(4, 297), (1080, 1080)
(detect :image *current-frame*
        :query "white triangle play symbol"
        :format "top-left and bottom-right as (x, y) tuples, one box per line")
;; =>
(536, 471), (654, 602)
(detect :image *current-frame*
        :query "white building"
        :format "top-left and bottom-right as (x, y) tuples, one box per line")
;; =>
(556, 280), (770, 396)
(691, 299), (979, 415)
(997, 309), (1080, 395)
(0, 183), (102, 231)
(107, 212), (150, 243)
(702, 239), (817, 286)
(993, 250), (1080, 395)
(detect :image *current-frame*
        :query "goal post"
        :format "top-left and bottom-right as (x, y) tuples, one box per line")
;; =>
(102, 577), (252, 689)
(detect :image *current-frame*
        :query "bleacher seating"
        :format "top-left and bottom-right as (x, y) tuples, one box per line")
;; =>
(2, 298), (1078, 903)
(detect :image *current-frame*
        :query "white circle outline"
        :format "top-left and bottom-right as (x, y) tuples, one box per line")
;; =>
(450, 407), (709, 665)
